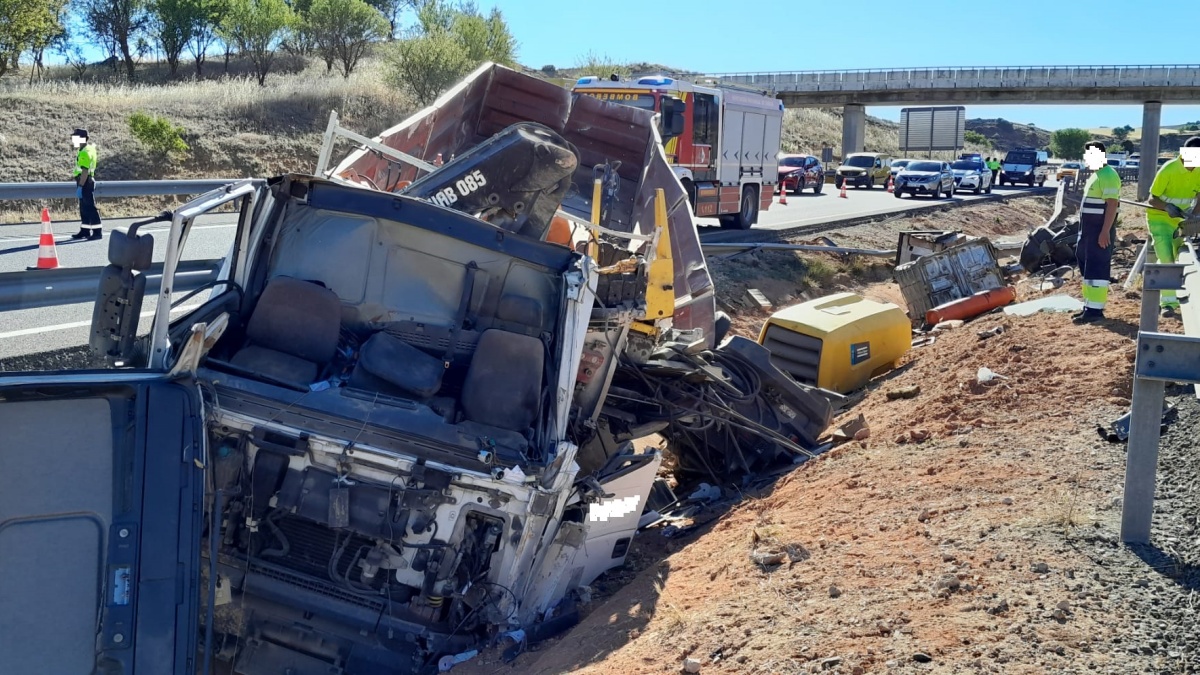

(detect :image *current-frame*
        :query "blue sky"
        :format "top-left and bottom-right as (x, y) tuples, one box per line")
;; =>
(487, 0), (1200, 131)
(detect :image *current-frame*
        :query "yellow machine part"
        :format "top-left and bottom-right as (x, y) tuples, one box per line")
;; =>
(757, 292), (911, 394)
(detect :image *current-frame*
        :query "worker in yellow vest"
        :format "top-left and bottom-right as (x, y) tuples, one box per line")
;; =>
(70, 128), (103, 241)
(1073, 141), (1121, 323)
(1146, 136), (1200, 316)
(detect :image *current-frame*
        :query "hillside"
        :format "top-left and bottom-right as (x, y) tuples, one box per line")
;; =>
(966, 118), (1051, 153)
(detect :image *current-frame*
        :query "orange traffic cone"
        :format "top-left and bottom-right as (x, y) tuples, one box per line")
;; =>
(31, 208), (59, 270)
(778, 184), (788, 206)
(886, 175), (894, 193)
(839, 179), (848, 199)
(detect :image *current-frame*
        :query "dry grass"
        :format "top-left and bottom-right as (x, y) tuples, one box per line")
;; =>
(782, 108), (993, 160)
(0, 58), (414, 222)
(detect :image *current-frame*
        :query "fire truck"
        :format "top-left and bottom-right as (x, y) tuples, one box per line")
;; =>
(573, 75), (784, 229)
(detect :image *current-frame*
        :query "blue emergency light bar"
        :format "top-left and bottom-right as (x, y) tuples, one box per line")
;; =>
(636, 76), (674, 86)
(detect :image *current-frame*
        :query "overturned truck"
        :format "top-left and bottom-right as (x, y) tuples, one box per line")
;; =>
(0, 64), (831, 675)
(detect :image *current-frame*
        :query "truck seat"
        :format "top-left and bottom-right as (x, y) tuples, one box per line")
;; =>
(230, 277), (342, 385)
(460, 329), (544, 432)
(348, 331), (445, 400)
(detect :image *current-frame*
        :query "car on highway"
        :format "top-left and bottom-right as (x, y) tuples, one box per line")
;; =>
(1056, 161), (1083, 181)
(889, 158), (916, 178)
(1127, 159), (1140, 170)
(950, 158), (993, 195)
(778, 154), (824, 194)
(1000, 148), (1050, 187)
(894, 160), (955, 199)
(836, 152), (892, 189)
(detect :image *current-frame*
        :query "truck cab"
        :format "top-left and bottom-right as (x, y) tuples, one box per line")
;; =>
(573, 75), (783, 230)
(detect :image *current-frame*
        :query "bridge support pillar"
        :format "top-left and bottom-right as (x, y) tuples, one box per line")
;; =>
(1138, 101), (1161, 201)
(841, 104), (865, 158)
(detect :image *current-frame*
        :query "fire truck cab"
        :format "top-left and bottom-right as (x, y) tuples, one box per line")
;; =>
(573, 75), (783, 230)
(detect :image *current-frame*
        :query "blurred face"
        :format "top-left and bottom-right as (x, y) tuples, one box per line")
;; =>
(1180, 146), (1200, 169)
(1083, 146), (1106, 170)
(71, 135), (86, 149)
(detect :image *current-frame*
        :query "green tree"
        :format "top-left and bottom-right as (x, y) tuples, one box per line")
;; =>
(364, 0), (408, 39)
(383, 28), (467, 104)
(185, 0), (225, 76)
(80, 0), (151, 81)
(218, 0), (293, 85)
(150, 0), (201, 77)
(1112, 125), (1134, 143)
(0, 0), (65, 76)
(964, 130), (992, 148)
(308, 0), (386, 77)
(281, 0), (314, 57)
(1049, 128), (1091, 160)
(383, 1), (517, 103)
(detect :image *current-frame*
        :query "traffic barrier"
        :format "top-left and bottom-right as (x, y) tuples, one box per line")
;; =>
(30, 208), (59, 270)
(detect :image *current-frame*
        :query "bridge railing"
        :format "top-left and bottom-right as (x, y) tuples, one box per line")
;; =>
(707, 65), (1200, 92)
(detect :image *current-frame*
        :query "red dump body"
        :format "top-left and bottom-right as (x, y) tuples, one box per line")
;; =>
(331, 63), (717, 342)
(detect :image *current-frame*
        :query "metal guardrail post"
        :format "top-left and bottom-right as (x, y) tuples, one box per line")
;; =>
(1120, 263), (1189, 544)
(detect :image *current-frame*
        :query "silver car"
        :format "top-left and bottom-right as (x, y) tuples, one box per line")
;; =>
(895, 160), (955, 199)
(889, 158), (916, 178)
(951, 159), (993, 195)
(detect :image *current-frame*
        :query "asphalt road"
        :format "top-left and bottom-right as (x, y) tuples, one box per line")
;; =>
(0, 213), (237, 361)
(0, 179), (1055, 365)
(697, 177), (1057, 240)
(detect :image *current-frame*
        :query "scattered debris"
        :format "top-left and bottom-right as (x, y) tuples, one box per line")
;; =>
(830, 414), (869, 442)
(886, 385), (921, 400)
(977, 326), (1006, 340)
(747, 288), (772, 310)
(911, 335), (937, 348)
(933, 319), (964, 331)
(688, 483), (722, 503)
(438, 649), (479, 672)
(1031, 562), (1050, 574)
(683, 656), (703, 673)
(895, 238), (1005, 325)
(976, 367), (1008, 384)
(1098, 404), (1176, 442)
(925, 286), (1017, 326)
(912, 652), (933, 663)
(820, 656), (843, 670)
(828, 584), (842, 598)
(1003, 294), (1084, 316)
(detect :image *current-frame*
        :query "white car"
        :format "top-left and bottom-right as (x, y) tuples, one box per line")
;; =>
(951, 158), (993, 195)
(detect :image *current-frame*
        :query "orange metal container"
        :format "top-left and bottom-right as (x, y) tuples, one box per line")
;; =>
(925, 286), (1017, 325)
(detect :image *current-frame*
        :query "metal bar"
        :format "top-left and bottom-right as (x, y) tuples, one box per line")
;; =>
(328, 125), (437, 174)
(1133, 332), (1200, 383)
(1142, 263), (1187, 291)
(1124, 241), (1150, 289)
(0, 259), (221, 312)
(0, 180), (239, 201)
(701, 242), (895, 256)
(1121, 283), (1164, 544)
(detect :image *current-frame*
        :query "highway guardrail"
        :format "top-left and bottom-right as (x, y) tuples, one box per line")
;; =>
(0, 258), (222, 312)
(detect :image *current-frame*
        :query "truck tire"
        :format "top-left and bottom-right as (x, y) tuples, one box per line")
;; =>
(731, 186), (758, 230)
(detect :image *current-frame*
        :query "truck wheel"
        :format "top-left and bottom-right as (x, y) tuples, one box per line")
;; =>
(732, 186), (758, 229)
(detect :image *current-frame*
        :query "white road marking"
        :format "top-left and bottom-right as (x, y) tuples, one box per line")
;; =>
(0, 302), (205, 339)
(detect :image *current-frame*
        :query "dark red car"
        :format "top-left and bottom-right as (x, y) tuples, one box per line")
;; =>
(778, 154), (824, 194)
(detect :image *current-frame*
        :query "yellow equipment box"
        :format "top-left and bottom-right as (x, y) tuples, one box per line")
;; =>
(757, 292), (911, 394)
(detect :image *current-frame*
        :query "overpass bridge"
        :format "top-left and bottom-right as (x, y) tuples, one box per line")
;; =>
(708, 65), (1200, 198)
